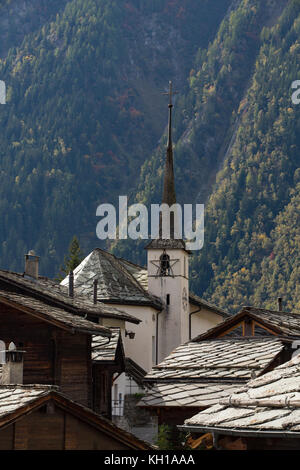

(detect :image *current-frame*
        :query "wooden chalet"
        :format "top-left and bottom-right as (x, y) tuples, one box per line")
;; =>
(0, 383), (151, 450)
(138, 306), (300, 426)
(0, 267), (136, 426)
(181, 353), (300, 450)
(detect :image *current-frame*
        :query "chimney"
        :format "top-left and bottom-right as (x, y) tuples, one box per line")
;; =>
(69, 270), (74, 298)
(1, 349), (25, 385)
(278, 297), (283, 312)
(93, 279), (98, 305)
(24, 250), (39, 279)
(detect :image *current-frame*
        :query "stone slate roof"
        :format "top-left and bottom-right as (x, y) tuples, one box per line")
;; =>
(139, 338), (285, 409)
(0, 269), (139, 325)
(183, 353), (300, 437)
(125, 358), (149, 389)
(0, 385), (57, 420)
(244, 307), (300, 337)
(0, 289), (111, 336)
(98, 251), (229, 317)
(92, 328), (121, 362)
(118, 259), (149, 290)
(144, 338), (284, 381)
(146, 238), (187, 251)
(193, 306), (300, 341)
(61, 249), (162, 309)
(139, 382), (240, 408)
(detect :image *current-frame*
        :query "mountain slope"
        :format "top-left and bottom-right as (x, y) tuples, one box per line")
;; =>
(191, 0), (300, 312)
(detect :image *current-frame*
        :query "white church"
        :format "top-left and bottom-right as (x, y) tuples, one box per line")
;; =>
(61, 83), (229, 425)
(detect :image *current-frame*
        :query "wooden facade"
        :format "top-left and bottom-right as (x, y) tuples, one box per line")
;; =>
(0, 392), (150, 450)
(0, 290), (125, 419)
(0, 302), (92, 407)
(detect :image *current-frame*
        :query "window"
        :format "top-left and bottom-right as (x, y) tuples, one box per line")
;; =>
(0, 340), (5, 364)
(160, 252), (170, 276)
(166, 294), (170, 305)
(152, 336), (156, 365)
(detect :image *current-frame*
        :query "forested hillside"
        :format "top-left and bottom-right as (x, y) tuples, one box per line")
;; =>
(0, 0), (299, 312)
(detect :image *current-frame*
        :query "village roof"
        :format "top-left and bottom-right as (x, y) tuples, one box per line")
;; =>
(138, 337), (285, 410)
(138, 382), (240, 408)
(61, 249), (162, 309)
(182, 353), (300, 438)
(125, 358), (149, 389)
(144, 337), (285, 381)
(0, 288), (111, 336)
(0, 385), (152, 449)
(192, 306), (300, 341)
(92, 328), (122, 362)
(0, 269), (140, 325)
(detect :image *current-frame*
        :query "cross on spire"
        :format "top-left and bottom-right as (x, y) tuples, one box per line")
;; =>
(162, 80), (178, 107)
(162, 81), (178, 150)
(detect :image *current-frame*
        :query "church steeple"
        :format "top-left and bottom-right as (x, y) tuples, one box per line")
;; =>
(146, 80), (186, 249)
(162, 81), (176, 207)
(146, 81), (190, 363)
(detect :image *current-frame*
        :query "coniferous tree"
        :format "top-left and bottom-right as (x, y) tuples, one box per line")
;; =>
(56, 235), (84, 281)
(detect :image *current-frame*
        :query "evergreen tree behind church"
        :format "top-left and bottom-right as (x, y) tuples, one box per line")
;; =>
(56, 236), (83, 281)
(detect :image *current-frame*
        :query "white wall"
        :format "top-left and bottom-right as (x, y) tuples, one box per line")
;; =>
(189, 306), (224, 339)
(108, 304), (158, 373)
(147, 248), (190, 363)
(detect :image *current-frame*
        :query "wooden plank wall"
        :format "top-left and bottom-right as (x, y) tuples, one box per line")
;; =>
(0, 304), (91, 406)
(0, 404), (130, 450)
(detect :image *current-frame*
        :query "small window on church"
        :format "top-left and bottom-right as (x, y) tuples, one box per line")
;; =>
(160, 252), (170, 276)
(0, 340), (5, 364)
(166, 294), (170, 305)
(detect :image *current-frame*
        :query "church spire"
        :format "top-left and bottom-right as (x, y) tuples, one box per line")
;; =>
(162, 81), (177, 206)
(146, 80), (186, 250)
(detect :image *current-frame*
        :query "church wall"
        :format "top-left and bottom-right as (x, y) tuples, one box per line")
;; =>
(189, 307), (224, 339)
(147, 248), (190, 363)
(108, 304), (157, 373)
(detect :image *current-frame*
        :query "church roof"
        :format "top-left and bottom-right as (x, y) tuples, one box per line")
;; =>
(189, 293), (230, 318)
(182, 353), (300, 438)
(61, 249), (162, 309)
(83, 252), (229, 317)
(145, 238), (188, 251)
